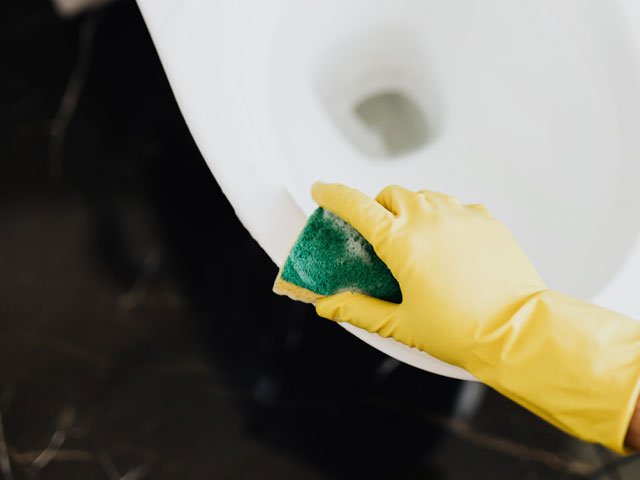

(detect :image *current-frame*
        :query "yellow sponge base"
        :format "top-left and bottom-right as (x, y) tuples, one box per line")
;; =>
(273, 275), (324, 304)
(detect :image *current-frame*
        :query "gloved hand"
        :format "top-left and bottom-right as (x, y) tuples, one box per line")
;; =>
(313, 182), (640, 453)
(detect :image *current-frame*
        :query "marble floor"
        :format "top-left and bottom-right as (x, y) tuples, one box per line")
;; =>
(1, 1), (639, 478)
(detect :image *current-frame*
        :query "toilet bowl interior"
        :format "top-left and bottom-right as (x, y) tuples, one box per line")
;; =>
(235, 0), (640, 299)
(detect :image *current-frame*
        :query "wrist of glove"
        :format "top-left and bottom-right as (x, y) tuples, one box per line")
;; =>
(312, 182), (640, 453)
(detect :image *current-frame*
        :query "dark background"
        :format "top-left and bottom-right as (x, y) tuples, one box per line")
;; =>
(1, 1), (639, 478)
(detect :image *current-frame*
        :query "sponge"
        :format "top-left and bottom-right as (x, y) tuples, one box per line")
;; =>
(273, 207), (402, 304)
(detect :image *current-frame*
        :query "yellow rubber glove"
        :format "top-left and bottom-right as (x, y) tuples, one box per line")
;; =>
(312, 182), (640, 453)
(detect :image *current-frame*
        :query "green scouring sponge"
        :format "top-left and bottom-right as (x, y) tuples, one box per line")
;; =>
(273, 207), (402, 304)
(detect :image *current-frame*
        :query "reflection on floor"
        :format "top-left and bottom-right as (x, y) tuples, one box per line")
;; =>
(1, 1), (639, 478)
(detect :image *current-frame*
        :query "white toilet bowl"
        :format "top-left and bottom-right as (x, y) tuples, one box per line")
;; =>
(138, 0), (640, 381)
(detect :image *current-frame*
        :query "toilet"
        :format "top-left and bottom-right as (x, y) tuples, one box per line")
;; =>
(137, 0), (640, 381)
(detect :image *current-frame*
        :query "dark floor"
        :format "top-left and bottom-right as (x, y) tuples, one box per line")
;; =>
(1, 1), (639, 479)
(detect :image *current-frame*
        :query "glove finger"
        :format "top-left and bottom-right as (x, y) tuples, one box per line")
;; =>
(311, 182), (394, 247)
(465, 203), (491, 216)
(316, 292), (398, 337)
(418, 190), (461, 206)
(375, 185), (416, 216)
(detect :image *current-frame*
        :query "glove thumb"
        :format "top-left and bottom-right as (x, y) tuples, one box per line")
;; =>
(316, 292), (398, 337)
